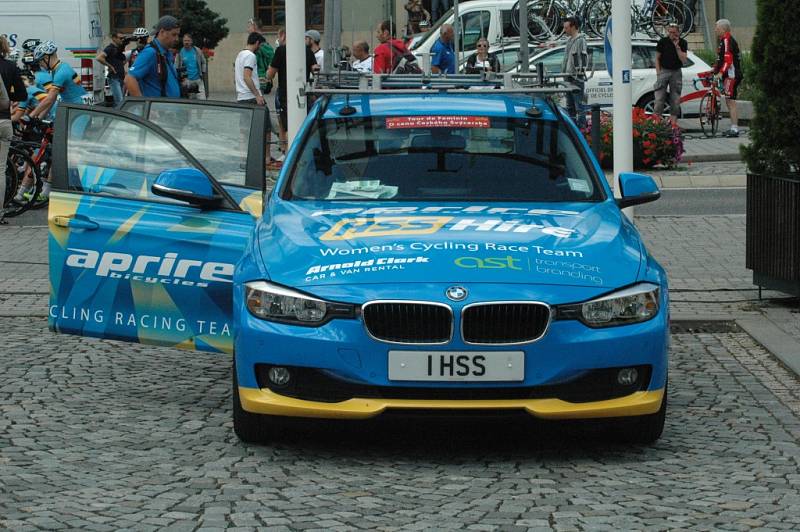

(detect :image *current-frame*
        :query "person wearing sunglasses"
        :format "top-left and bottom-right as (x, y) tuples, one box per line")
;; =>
(465, 38), (499, 74)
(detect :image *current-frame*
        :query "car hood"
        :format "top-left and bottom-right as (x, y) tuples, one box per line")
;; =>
(257, 200), (643, 289)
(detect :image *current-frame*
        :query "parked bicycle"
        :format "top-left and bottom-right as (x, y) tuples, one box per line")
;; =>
(511, 0), (590, 41)
(584, 0), (693, 40)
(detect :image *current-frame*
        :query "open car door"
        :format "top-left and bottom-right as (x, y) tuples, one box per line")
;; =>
(48, 101), (267, 354)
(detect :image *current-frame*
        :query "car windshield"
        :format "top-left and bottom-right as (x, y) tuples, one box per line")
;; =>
(286, 114), (603, 203)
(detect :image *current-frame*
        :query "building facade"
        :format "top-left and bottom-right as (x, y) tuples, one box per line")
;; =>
(100, 0), (406, 93)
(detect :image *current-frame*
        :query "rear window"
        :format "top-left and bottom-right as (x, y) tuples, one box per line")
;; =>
(285, 114), (603, 203)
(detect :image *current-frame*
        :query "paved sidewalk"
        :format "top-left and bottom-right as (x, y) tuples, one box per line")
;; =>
(677, 118), (749, 163)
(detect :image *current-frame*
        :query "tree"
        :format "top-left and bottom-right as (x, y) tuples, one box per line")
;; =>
(177, 0), (229, 50)
(741, 0), (800, 176)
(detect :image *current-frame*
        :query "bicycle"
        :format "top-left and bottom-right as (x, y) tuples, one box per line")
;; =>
(584, 0), (693, 40)
(695, 70), (722, 137)
(2, 119), (51, 218)
(511, 0), (591, 42)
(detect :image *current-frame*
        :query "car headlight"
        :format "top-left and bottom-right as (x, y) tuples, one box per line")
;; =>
(245, 281), (355, 326)
(558, 283), (661, 327)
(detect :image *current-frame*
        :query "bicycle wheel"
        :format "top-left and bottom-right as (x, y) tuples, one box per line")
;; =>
(651, 0), (692, 38)
(2, 146), (42, 218)
(584, 0), (611, 39)
(511, 0), (563, 41)
(699, 92), (720, 138)
(3, 153), (19, 209)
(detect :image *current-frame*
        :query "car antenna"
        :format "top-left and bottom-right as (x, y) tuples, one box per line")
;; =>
(339, 93), (356, 115)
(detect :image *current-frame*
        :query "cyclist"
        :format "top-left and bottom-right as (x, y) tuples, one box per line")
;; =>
(713, 18), (743, 138)
(1, 35), (28, 216)
(126, 28), (150, 69)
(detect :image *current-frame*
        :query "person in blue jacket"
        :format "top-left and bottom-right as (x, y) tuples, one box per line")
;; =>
(125, 16), (181, 98)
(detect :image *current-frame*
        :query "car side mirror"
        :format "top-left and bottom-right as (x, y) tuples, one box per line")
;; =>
(616, 172), (661, 209)
(152, 168), (220, 208)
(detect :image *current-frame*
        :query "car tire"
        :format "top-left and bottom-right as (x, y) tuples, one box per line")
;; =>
(608, 380), (668, 445)
(232, 358), (273, 444)
(636, 93), (681, 119)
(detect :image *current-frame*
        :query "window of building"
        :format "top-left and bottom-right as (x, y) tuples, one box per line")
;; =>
(254, 0), (325, 30)
(159, 0), (181, 18)
(111, 0), (145, 33)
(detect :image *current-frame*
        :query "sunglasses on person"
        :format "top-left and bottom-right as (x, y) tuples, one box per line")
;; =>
(477, 43), (488, 48)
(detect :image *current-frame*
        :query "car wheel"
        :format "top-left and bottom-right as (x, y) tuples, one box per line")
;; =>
(637, 93), (680, 119)
(609, 381), (668, 445)
(232, 358), (273, 444)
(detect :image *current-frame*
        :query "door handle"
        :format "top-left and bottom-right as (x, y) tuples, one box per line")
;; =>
(52, 215), (99, 231)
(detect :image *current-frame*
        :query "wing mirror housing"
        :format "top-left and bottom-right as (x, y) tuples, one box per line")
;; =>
(616, 172), (661, 209)
(152, 168), (220, 208)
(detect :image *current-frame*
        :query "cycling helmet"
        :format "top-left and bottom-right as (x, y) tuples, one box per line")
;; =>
(21, 51), (37, 66)
(22, 38), (42, 52)
(33, 40), (58, 61)
(132, 27), (149, 38)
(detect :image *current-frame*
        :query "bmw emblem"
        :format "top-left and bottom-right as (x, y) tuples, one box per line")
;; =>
(446, 286), (468, 302)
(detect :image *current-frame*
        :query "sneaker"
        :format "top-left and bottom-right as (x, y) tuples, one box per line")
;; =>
(724, 129), (740, 138)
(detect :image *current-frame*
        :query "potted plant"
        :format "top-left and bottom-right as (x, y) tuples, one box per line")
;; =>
(742, 0), (800, 296)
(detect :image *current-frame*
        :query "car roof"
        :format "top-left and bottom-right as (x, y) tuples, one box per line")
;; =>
(322, 93), (559, 121)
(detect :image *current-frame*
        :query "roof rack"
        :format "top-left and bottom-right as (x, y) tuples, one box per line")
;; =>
(306, 71), (580, 96)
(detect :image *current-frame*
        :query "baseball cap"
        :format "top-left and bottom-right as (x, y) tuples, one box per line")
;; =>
(154, 15), (180, 33)
(304, 29), (321, 43)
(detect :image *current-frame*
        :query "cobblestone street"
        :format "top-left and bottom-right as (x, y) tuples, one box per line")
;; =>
(3, 216), (800, 530)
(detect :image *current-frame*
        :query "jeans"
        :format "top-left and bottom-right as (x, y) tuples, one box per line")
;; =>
(431, 0), (451, 22)
(108, 77), (124, 108)
(1, 119), (12, 208)
(565, 78), (586, 128)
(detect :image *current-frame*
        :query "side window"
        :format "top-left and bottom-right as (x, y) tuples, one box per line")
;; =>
(535, 49), (565, 74)
(634, 46), (656, 69)
(501, 9), (519, 38)
(459, 10), (492, 52)
(145, 102), (255, 186)
(66, 109), (197, 203)
(587, 47), (607, 73)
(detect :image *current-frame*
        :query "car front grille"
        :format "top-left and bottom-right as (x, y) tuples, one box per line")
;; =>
(462, 303), (551, 344)
(362, 301), (452, 344)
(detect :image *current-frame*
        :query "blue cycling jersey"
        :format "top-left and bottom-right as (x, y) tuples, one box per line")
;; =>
(48, 61), (87, 104)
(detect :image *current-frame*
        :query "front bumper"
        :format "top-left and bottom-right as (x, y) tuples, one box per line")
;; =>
(238, 386), (665, 420)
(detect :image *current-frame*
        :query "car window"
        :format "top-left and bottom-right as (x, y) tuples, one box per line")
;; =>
(634, 46), (656, 69)
(144, 102), (254, 186)
(587, 46), (607, 73)
(496, 45), (538, 71)
(66, 109), (196, 203)
(460, 10), (492, 52)
(534, 49), (565, 74)
(287, 114), (602, 203)
(501, 9), (520, 38)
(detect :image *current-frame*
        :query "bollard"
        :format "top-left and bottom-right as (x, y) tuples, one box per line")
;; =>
(591, 104), (601, 160)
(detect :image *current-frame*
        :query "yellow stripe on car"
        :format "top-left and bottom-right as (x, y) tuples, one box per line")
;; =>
(238, 387), (665, 420)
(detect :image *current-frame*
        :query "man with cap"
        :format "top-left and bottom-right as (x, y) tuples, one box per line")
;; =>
(305, 29), (324, 71)
(125, 15), (181, 98)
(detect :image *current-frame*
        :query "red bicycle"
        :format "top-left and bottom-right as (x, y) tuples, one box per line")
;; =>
(695, 70), (723, 138)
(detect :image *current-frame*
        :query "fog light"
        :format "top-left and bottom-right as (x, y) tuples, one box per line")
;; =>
(268, 367), (291, 386)
(617, 368), (639, 386)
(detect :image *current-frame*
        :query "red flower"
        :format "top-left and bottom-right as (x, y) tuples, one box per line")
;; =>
(643, 140), (652, 148)
(648, 133), (657, 140)
(643, 158), (651, 165)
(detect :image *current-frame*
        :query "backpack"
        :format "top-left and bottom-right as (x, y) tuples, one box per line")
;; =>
(390, 44), (422, 74)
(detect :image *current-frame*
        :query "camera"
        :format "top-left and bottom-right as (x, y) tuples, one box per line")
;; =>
(177, 66), (200, 97)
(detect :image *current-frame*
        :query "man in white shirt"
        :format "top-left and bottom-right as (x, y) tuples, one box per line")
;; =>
(305, 30), (324, 71)
(351, 41), (373, 73)
(235, 32), (266, 106)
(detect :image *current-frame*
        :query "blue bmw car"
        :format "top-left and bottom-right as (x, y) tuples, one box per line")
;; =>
(48, 78), (668, 444)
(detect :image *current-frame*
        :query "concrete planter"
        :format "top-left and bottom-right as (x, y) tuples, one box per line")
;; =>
(746, 173), (800, 296)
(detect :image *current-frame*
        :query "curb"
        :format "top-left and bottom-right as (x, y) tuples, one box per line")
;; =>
(737, 317), (800, 379)
(683, 154), (743, 164)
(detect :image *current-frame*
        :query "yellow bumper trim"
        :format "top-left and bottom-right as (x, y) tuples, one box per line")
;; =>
(239, 387), (665, 420)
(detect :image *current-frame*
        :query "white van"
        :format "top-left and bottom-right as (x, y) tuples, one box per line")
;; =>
(410, 0), (521, 63)
(0, 0), (105, 102)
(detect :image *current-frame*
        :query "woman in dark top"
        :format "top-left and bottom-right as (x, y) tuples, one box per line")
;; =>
(465, 38), (500, 74)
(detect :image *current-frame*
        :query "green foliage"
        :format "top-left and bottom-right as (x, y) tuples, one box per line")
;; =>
(177, 0), (229, 50)
(695, 48), (717, 67)
(741, 0), (800, 176)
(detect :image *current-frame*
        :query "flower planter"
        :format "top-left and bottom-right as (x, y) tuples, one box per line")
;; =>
(746, 173), (800, 296)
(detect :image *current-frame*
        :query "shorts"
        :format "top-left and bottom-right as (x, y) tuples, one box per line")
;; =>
(723, 77), (741, 100)
(276, 96), (287, 132)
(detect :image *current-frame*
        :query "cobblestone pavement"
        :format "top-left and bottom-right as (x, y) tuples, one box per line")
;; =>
(2, 318), (800, 531)
(4, 215), (800, 530)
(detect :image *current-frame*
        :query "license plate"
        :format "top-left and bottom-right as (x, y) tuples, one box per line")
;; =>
(388, 351), (524, 382)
